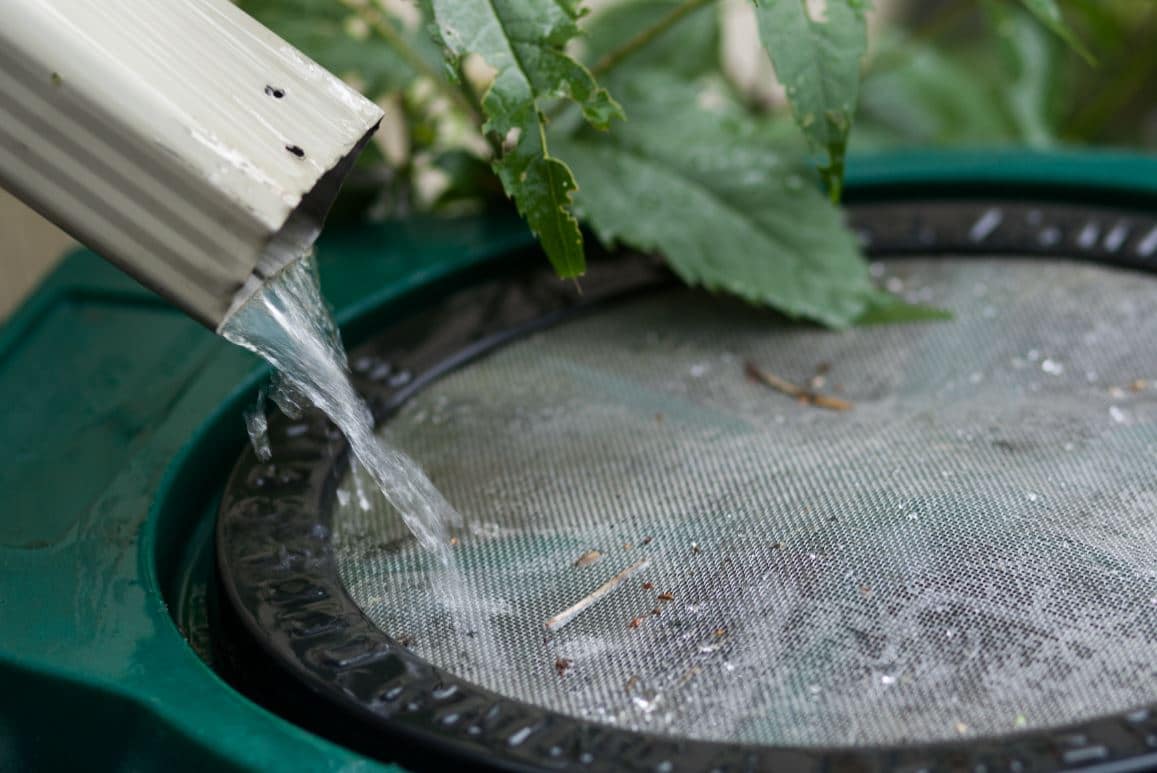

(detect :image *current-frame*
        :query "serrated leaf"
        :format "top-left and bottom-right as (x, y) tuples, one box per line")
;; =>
(1019, 0), (1096, 64)
(552, 71), (894, 328)
(428, 0), (621, 134)
(429, 0), (622, 277)
(505, 152), (586, 276)
(751, 0), (869, 201)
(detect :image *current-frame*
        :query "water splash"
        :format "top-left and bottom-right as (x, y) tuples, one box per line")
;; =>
(222, 253), (457, 562)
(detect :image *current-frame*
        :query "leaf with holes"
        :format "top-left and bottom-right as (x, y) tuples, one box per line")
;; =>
(751, 0), (869, 201)
(429, 0), (622, 278)
(552, 71), (927, 328)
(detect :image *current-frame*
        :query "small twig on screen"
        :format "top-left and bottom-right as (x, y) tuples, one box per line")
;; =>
(545, 558), (650, 631)
(744, 361), (853, 412)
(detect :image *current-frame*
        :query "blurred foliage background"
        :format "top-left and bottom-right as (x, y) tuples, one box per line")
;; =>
(241, 0), (1157, 222)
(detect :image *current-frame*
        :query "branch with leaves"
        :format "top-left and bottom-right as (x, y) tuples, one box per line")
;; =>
(242, 0), (1107, 327)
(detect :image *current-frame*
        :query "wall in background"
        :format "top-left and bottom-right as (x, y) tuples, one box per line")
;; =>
(0, 190), (73, 321)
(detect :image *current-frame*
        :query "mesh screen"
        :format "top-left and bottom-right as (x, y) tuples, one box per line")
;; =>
(332, 258), (1157, 746)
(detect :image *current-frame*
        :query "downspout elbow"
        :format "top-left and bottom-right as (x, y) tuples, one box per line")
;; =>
(0, 0), (384, 329)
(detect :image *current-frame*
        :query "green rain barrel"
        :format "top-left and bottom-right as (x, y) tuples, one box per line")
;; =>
(3, 151), (1157, 772)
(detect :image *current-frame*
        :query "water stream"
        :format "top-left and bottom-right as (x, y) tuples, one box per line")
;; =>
(221, 253), (458, 564)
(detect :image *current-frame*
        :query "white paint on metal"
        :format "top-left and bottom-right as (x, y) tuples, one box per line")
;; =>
(0, 0), (383, 328)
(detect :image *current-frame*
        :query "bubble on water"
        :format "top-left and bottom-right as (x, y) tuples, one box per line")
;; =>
(243, 388), (272, 462)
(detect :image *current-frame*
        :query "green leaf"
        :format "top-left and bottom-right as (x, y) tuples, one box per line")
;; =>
(984, 1), (1062, 147)
(238, 0), (435, 97)
(494, 128), (586, 276)
(751, 0), (869, 201)
(855, 292), (952, 326)
(429, 0), (622, 277)
(553, 71), (888, 328)
(856, 34), (1022, 147)
(583, 0), (721, 78)
(1019, 0), (1096, 64)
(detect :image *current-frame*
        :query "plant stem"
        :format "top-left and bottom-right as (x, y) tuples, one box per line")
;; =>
(343, 1), (480, 123)
(1063, 7), (1157, 141)
(591, 0), (716, 78)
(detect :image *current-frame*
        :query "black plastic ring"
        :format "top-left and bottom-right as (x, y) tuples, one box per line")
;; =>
(217, 198), (1157, 772)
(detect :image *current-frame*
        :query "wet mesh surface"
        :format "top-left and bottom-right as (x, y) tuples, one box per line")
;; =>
(333, 258), (1157, 746)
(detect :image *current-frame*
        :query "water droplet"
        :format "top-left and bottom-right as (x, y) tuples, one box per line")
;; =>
(1137, 225), (1157, 258)
(969, 209), (1003, 242)
(369, 361), (393, 381)
(1077, 222), (1100, 249)
(880, 674), (896, 685)
(1104, 222), (1130, 252)
(633, 694), (659, 713)
(508, 725), (534, 747)
(1041, 358), (1063, 375)
(1038, 226), (1061, 247)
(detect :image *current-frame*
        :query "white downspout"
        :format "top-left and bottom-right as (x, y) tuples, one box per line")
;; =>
(0, 0), (384, 329)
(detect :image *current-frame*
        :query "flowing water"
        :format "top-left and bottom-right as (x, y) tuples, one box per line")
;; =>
(221, 253), (458, 563)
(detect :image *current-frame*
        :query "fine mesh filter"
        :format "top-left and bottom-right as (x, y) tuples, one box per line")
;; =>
(332, 257), (1157, 747)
